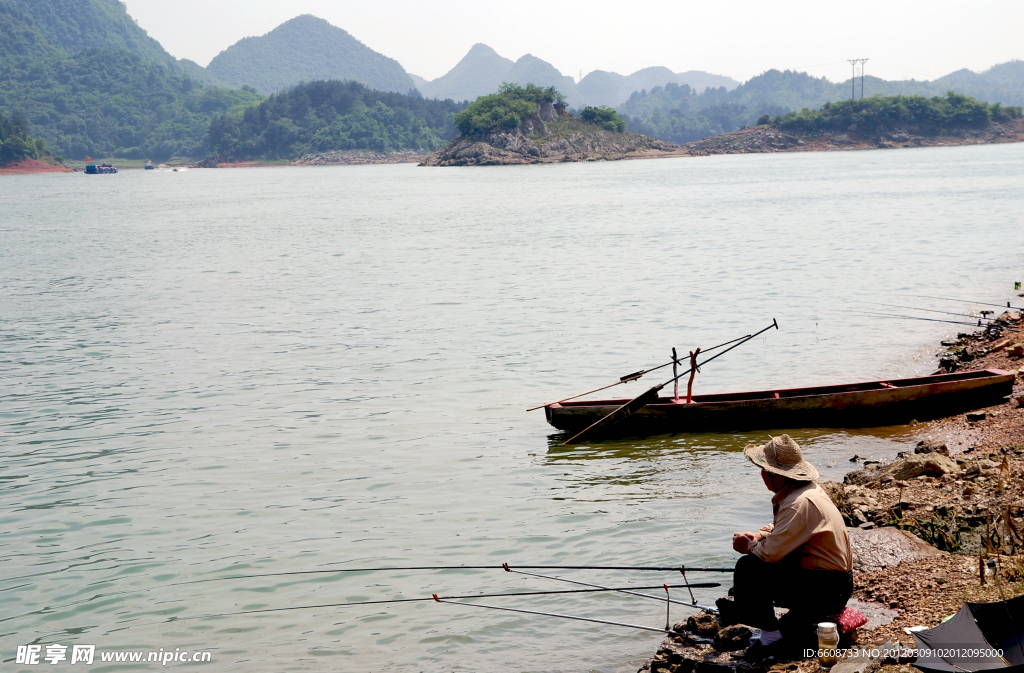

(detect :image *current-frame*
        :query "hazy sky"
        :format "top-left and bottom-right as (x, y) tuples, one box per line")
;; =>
(123, 0), (1023, 84)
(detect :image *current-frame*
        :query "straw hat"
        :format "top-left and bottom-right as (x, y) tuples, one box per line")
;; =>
(744, 434), (819, 481)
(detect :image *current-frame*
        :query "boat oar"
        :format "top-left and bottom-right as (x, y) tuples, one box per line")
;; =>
(526, 334), (751, 411)
(562, 319), (779, 445)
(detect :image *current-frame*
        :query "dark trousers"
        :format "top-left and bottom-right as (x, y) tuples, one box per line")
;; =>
(732, 554), (853, 643)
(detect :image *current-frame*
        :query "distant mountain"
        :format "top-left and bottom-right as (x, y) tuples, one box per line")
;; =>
(576, 67), (739, 107)
(417, 43), (514, 102)
(416, 44), (738, 107)
(675, 70), (740, 93)
(506, 54), (580, 104)
(408, 73), (431, 92)
(205, 15), (415, 94)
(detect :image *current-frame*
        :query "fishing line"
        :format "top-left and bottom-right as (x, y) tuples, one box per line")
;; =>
(504, 566), (717, 611)
(856, 301), (997, 321)
(527, 334), (753, 411)
(0, 566), (733, 624)
(853, 312), (1022, 332)
(852, 311), (987, 327)
(432, 596), (678, 635)
(139, 583), (721, 626)
(908, 295), (1023, 312)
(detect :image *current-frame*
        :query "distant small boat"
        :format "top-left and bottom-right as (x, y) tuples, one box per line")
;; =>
(84, 163), (118, 175)
(145, 160), (155, 170)
(545, 368), (1015, 436)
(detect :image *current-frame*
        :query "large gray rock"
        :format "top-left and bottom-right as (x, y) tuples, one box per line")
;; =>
(915, 438), (950, 456)
(831, 641), (897, 673)
(888, 453), (958, 480)
(848, 526), (943, 573)
(713, 625), (753, 652)
(685, 612), (720, 638)
(538, 99), (558, 123)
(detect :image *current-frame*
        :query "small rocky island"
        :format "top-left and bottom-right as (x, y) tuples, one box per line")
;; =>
(421, 84), (684, 166)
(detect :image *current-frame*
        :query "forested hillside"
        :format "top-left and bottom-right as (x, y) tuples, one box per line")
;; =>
(621, 66), (1024, 144)
(209, 80), (465, 160)
(0, 0), (259, 159)
(0, 111), (52, 164)
(205, 15), (415, 94)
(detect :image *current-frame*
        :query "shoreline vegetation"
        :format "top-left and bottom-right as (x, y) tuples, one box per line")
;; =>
(638, 310), (1024, 673)
(420, 90), (1024, 166)
(7, 83), (1024, 172)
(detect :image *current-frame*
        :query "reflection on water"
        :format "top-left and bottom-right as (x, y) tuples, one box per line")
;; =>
(542, 427), (923, 514)
(2, 143), (1023, 672)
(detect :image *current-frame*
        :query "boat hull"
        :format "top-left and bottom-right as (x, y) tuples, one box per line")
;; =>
(545, 369), (1015, 436)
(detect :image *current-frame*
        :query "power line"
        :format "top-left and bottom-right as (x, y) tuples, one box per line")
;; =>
(848, 58), (868, 99)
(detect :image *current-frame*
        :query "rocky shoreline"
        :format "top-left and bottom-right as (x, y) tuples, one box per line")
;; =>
(639, 311), (1024, 673)
(289, 149), (428, 166)
(678, 117), (1024, 157)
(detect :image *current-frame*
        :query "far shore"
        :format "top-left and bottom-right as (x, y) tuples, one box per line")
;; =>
(14, 120), (1024, 176)
(0, 158), (74, 175)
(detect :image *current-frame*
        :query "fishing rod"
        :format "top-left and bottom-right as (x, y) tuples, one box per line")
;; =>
(909, 294), (1024, 313)
(527, 334), (752, 411)
(857, 302), (999, 321)
(504, 565), (717, 612)
(2, 580), (722, 628)
(853, 311), (985, 327)
(854, 311), (1021, 331)
(137, 583), (721, 626)
(563, 319), (779, 445)
(432, 595), (680, 635)
(0, 563), (736, 621)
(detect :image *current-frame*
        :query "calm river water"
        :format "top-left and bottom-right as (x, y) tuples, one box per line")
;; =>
(2, 144), (1024, 672)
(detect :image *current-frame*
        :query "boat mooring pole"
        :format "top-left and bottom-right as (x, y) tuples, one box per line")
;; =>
(686, 348), (700, 404)
(563, 320), (778, 445)
(672, 348), (679, 400)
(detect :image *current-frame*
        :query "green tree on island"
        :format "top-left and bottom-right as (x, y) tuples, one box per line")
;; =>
(454, 84), (629, 136)
(453, 83), (565, 136)
(773, 92), (1021, 135)
(579, 106), (627, 132)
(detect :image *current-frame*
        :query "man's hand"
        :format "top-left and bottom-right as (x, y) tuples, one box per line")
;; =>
(732, 532), (758, 554)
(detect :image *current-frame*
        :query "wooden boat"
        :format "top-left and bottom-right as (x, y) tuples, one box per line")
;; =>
(545, 368), (1015, 436)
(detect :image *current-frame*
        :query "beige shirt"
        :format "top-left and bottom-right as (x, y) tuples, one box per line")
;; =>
(749, 481), (853, 573)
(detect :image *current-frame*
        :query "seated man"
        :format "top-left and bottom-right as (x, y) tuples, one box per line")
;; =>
(720, 434), (853, 661)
